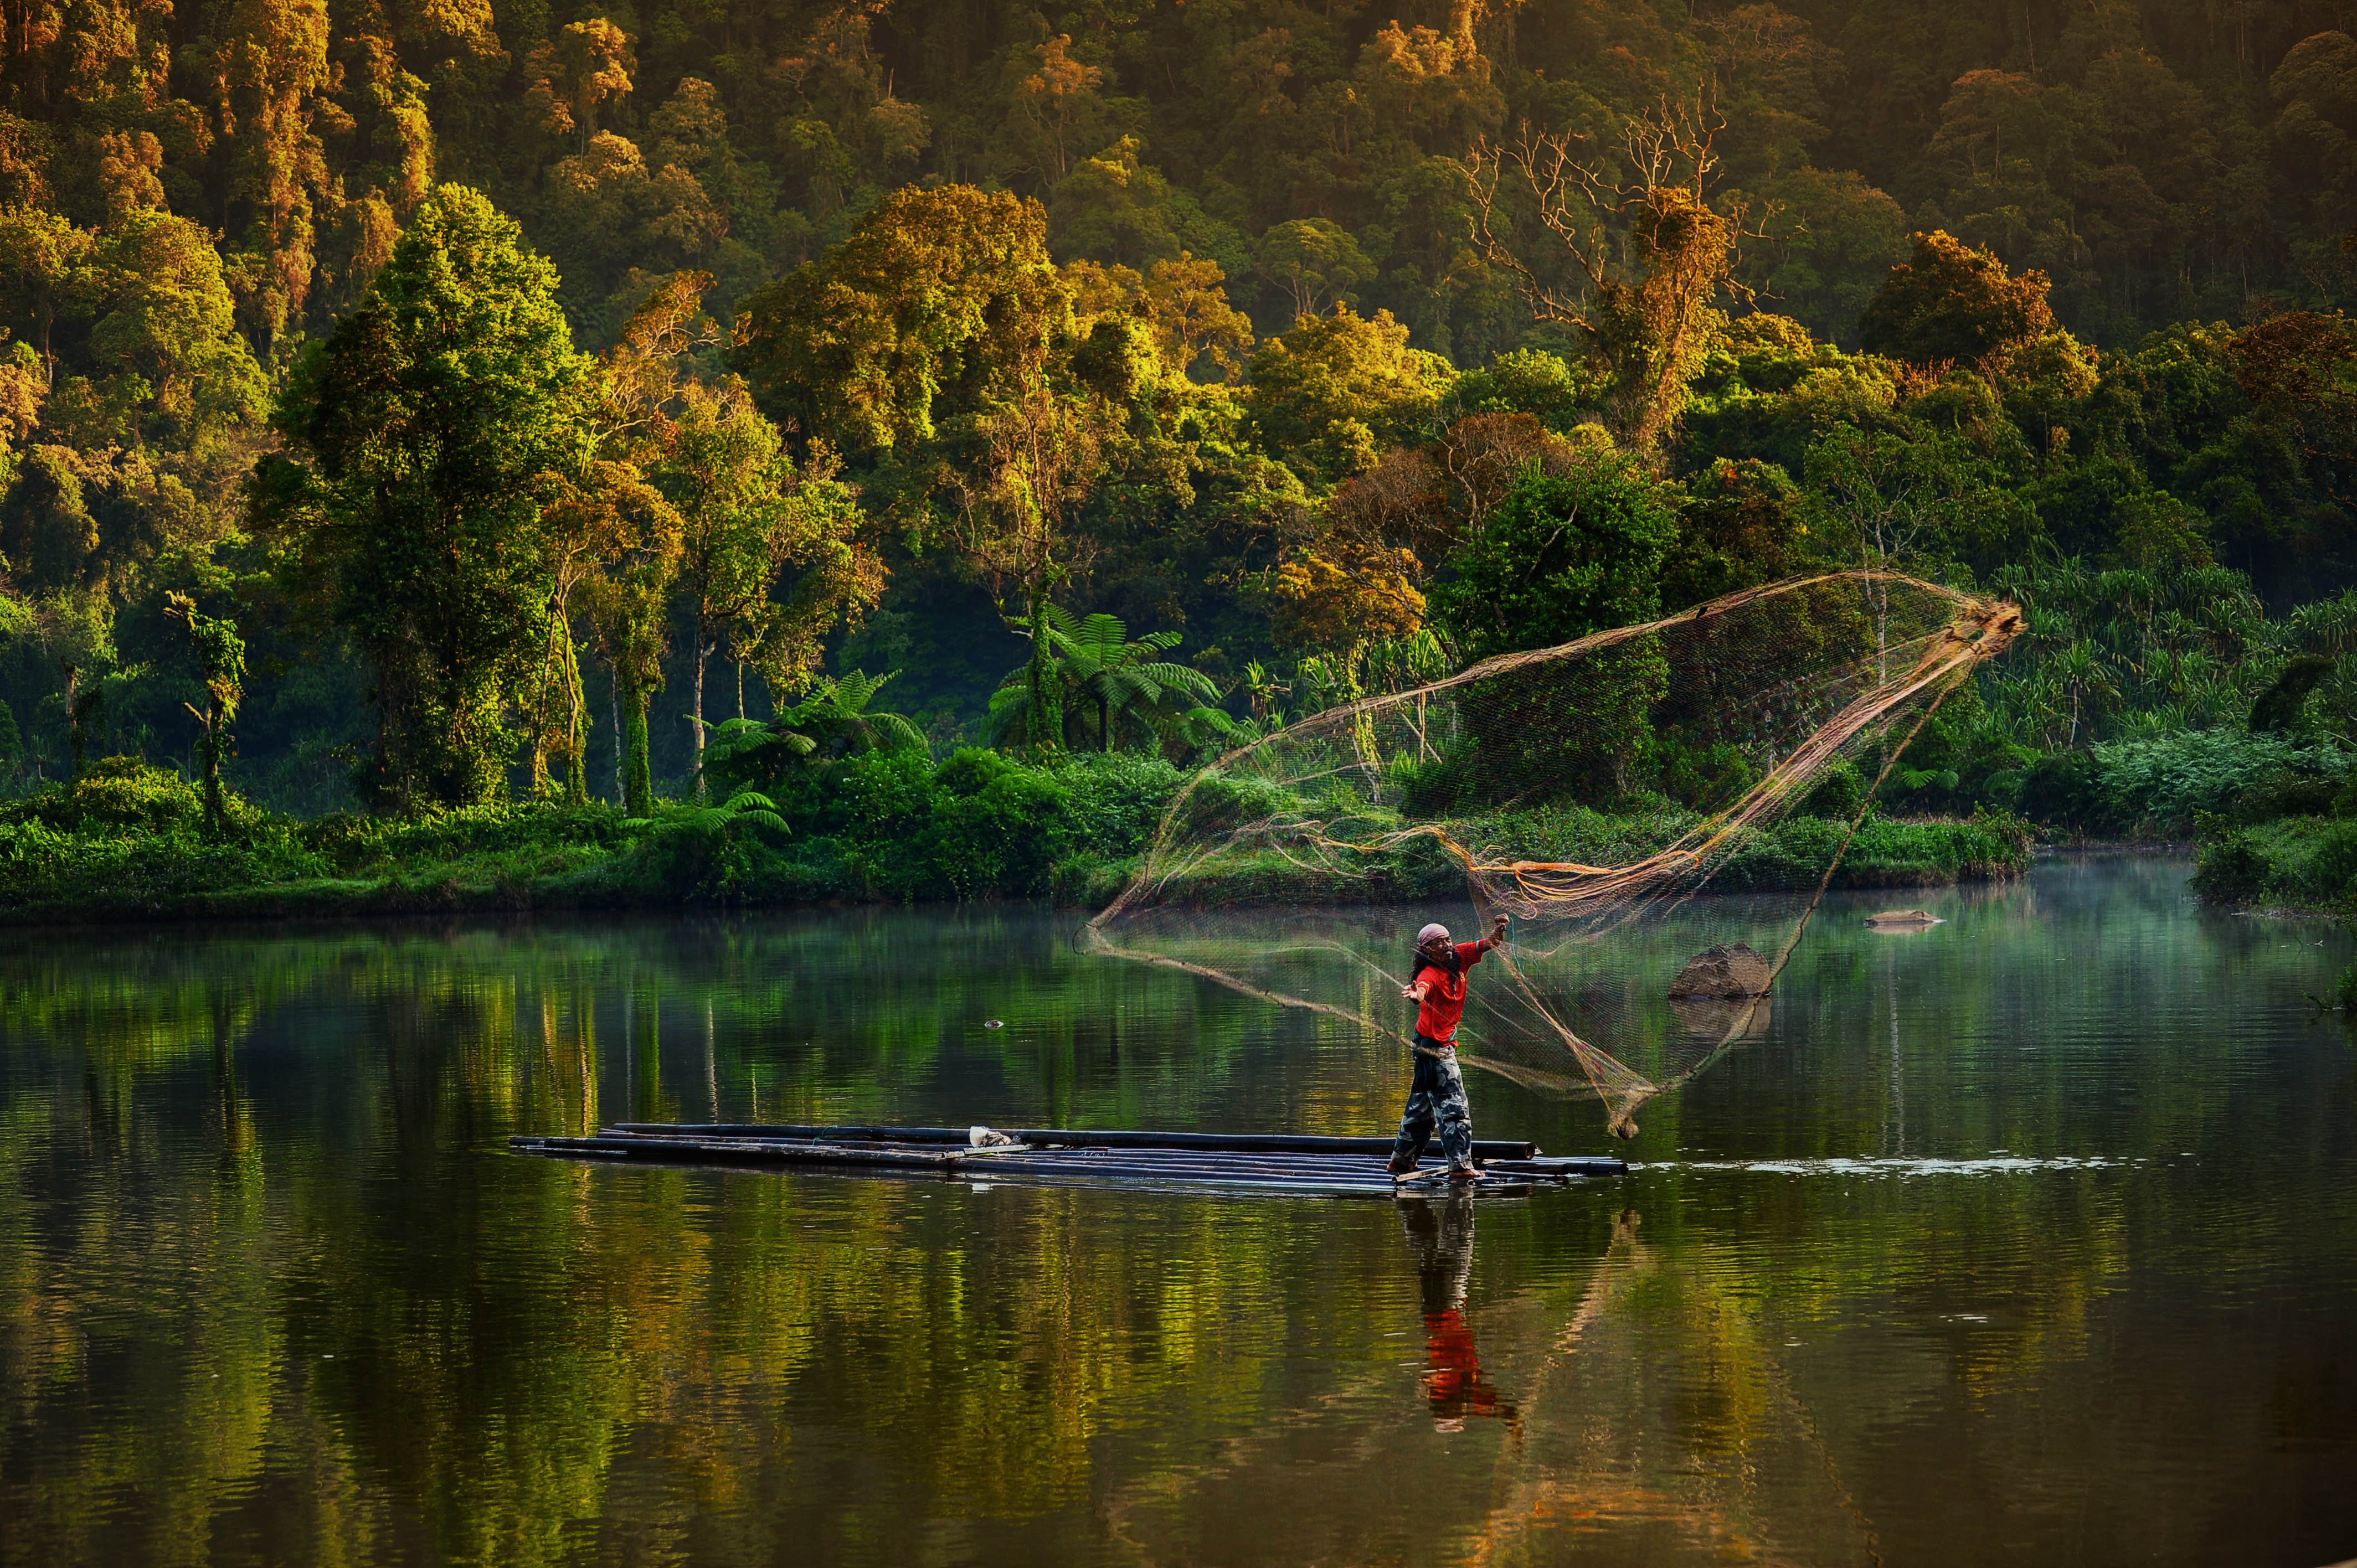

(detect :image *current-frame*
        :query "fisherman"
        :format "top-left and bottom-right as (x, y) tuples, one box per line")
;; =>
(1391, 912), (1510, 1182)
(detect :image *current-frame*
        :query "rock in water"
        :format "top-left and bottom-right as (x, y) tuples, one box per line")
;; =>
(1669, 943), (1772, 998)
(1864, 909), (1940, 927)
(1672, 992), (1773, 1041)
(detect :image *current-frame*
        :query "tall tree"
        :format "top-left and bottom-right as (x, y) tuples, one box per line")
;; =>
(524, 19), (636, 153)
(734, 184), (1072, 461)
(1468, 99), (1753, 455)
(1429, 455), (1680, 661)
(1857, 229), (2058, 365)
(663, 376), (877, 783)
(0, 205), (91, 380)
(575, 464), (679, 818)
(255, 184), (596, 811)
(737, 185), (1100, 753)
(163, 590), (245, 832)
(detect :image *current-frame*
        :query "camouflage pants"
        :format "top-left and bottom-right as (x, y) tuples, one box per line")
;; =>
(1392, 1035), (1474, 1171)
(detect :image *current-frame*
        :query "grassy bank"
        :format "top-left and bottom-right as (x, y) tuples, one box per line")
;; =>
(0, 756), (2034, 927)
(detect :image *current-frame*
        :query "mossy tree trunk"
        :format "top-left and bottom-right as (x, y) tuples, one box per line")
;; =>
(198, 700), (225, 833)
(624, 670), (654, 818)
(1026, 592), (1062, 755)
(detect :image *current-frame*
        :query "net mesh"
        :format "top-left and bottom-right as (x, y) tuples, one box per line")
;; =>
(1086, 572), (2023, 1137)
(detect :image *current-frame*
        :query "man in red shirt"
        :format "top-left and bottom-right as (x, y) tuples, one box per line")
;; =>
(1390, 912), (1509, 1181)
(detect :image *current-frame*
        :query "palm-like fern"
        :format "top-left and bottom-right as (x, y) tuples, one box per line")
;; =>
(698, 716), (815, 787)
(625, 788), (789, 840)
(696, 670), (922, 796)
(991, 606), (1229, 751)
(784, 670), (928, 756)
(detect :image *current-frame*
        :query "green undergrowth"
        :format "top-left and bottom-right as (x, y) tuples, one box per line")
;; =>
(1077, 792), (2034, 909)
(2190, 816), (2357, 912)
(0, 755), (2036, 926)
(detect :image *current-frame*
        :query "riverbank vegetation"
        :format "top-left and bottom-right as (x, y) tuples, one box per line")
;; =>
(7, 4), (2357, 917)
(0, 749), (2037, 924)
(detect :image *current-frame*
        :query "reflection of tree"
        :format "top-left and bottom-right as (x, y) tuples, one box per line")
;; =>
(0, 867), (2302, 1565)
(1461, 1209), (1882, 1568)
(0, 909), (1311, 1564)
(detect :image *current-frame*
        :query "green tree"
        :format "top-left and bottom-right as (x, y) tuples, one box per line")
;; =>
(163, 590), (245, 832)
(1749, 167), (1910, 345)
(737, 187), (1117, 760)
(257, 184), (597, 811)
(734, 185), (1071, 460)
(1246, 306), (1452, 487)
(1255, 219), (1376, 321)
(665, 373), (878, 784)
(35, 587), (114, 785)
(0, 205), (92, 379)
(1049, 138), (1182, 268)
(83, 210), (267, 455)
(1430, 456), (1679, 661)
(1660, 457), (1815, 609)
(989, 606), (1223, 752)
(578, 466), (680, 817)
(1858, 230), (2058, 367)
(1064, 252), (1256, 382)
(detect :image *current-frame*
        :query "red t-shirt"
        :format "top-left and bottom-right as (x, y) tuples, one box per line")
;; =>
(1414, 940), (1486, 1042)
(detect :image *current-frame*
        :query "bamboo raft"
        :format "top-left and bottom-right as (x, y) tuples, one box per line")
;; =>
(508, 1123), (1630, 1200)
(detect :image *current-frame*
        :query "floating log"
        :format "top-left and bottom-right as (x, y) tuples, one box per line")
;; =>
(1865, 908), (1942, 927)
(511, 1122), (1631, 1199)
(605, 1122), (1542, 1162)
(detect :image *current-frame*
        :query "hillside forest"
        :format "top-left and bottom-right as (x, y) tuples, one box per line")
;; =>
(12, 0), (2357, 914)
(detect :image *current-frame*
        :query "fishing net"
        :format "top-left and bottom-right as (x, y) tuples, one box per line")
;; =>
(1085, 572), (2022, 1137)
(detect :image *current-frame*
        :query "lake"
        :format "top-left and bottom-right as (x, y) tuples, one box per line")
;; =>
(2, 855), (2353, 1567)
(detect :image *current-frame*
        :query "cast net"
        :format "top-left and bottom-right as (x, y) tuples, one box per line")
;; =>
(1085, 572), (2023, 1138)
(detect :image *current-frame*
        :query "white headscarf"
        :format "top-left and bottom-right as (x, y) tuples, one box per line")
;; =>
(1416, 922), (1451, 946)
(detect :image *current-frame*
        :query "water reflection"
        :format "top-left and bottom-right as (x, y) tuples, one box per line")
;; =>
(0, 861), (2353, 1566)
(1464, 1208), (1883, 1568)
(1397, 1195), (1517, 1437)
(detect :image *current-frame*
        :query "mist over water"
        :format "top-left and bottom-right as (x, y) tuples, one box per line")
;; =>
(1, 856), (2352, 1567)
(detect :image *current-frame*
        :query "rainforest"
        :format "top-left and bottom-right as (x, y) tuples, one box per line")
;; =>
(7, 0), (2357, 917)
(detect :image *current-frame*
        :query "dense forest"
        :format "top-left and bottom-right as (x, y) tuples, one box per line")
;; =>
(12, 0), (2357, 913)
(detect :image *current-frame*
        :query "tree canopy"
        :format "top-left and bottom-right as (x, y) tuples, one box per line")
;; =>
(8, 1), (2357, 816)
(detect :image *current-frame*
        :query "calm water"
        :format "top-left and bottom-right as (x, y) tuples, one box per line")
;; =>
(2, 857), (2353, 1567)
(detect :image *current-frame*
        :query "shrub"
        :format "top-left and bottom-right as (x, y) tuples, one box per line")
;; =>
(2189, 829), (2267, 902)
(0, 759), (218, 835)
(1053, 751), (1187, 860)
(2089, 730), (2344, 833)
(2230, 771), (2340, 823)
(924, 757), (1072, 899)
(2291, 821), (2357, 905)
(2017, 750), (2118, 833)
(1797, 757), (1866, 821)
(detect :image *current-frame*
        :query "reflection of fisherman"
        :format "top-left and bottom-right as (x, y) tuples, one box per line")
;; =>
(1399, 1194), (1519, 1436)
(1391, 915), (1509, 1181)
